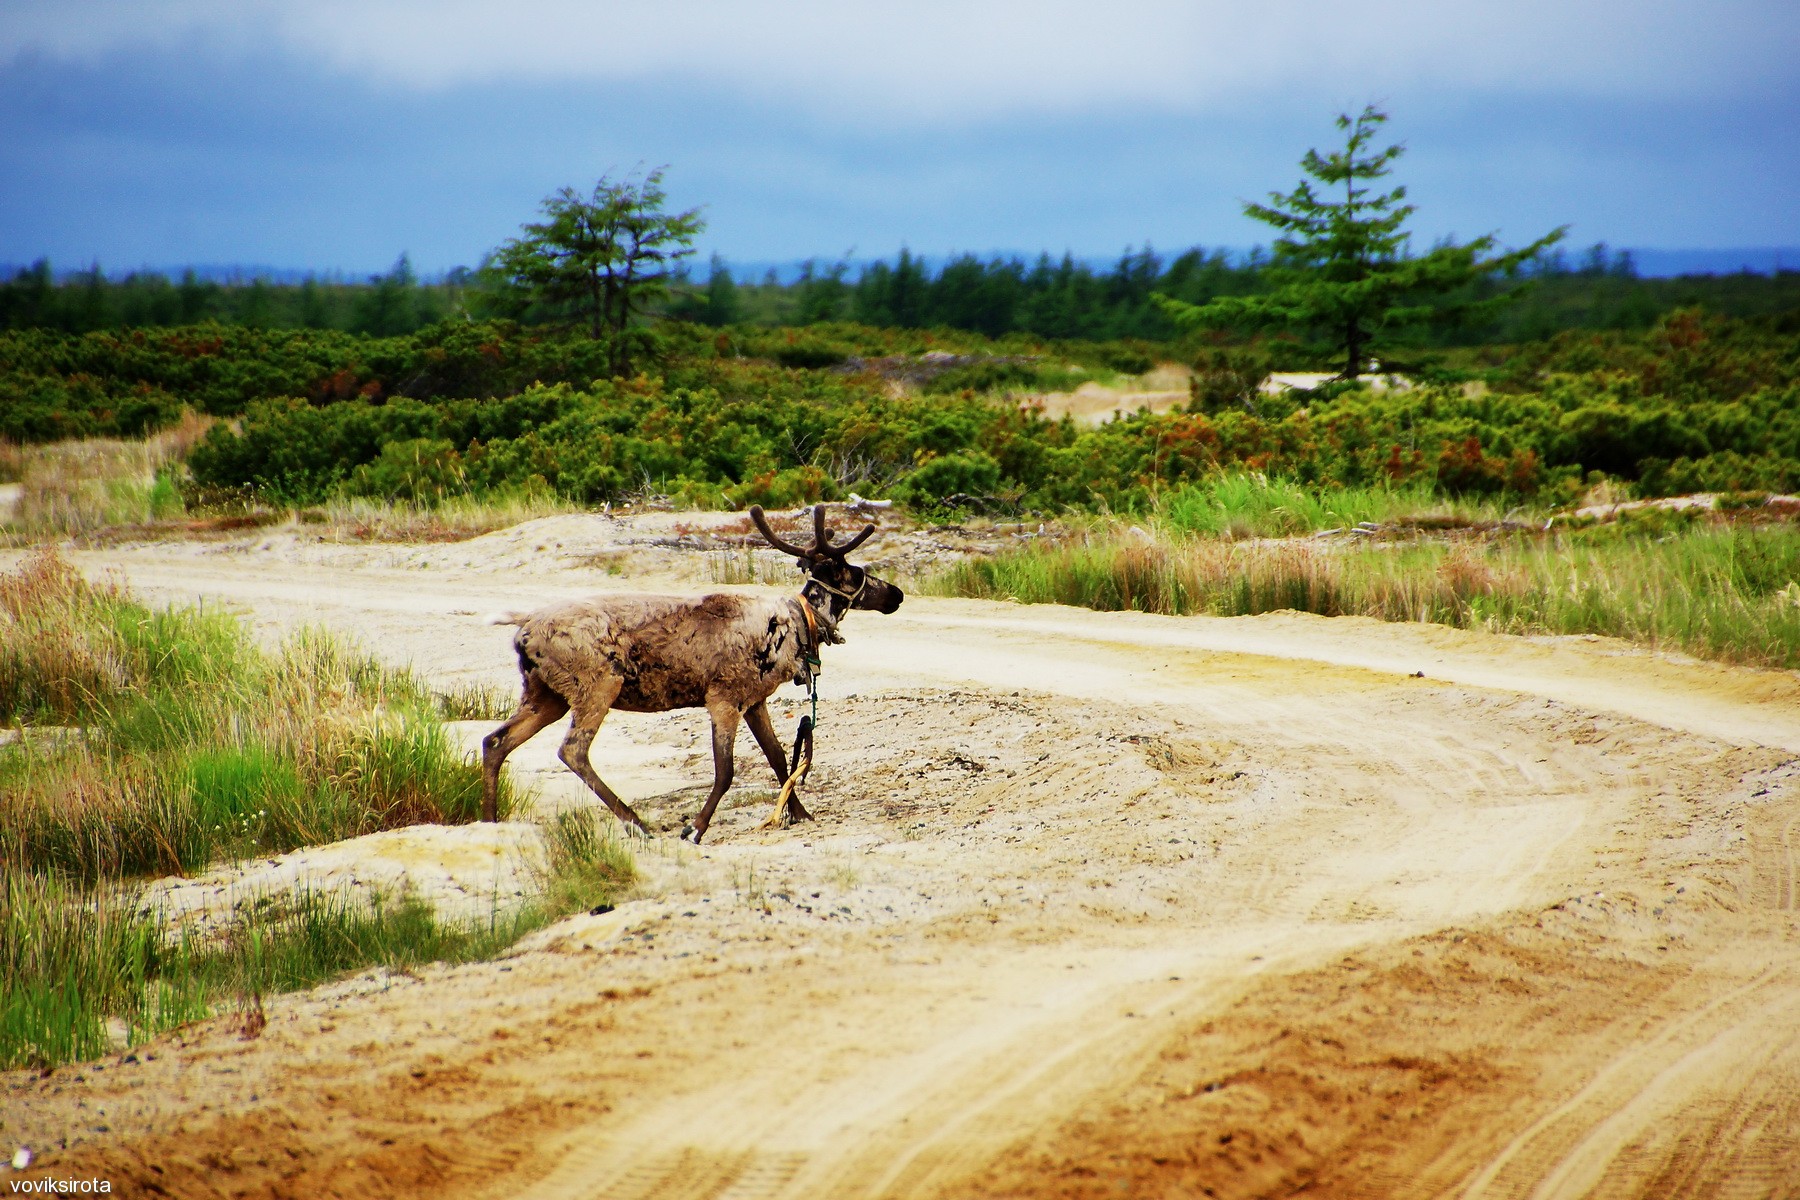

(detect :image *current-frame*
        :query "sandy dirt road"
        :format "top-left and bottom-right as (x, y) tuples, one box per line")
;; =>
(5, 514), (1800, 1199)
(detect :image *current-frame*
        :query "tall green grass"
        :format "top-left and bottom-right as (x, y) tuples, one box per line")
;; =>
(0, 550), (517, 881)
(0, 552), (641, 1070)
(0, 874), (206, 1068)
(536, 807), (640, 916)
(432, 678), (519, 721)
(934, 521), (1800, 670)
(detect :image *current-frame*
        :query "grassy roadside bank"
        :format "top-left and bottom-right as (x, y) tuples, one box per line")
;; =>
(1, 810), (636, 1070)
(0, 421), (580, 543)
(0, 553), (634, 1070)
(933, 481), (1800, 671)
(0, 549), (512, 881)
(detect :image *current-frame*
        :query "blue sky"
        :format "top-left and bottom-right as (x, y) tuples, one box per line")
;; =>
(2, 1), (1796, 276)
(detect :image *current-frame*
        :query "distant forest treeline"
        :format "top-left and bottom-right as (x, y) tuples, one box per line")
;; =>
(5, 246), (1799, 345)
(0, 255), (470, 338)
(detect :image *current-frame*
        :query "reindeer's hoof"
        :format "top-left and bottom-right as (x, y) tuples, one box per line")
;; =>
(680, 823), (704, 844)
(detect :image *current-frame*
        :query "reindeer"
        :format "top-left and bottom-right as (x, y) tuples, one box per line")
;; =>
(479, 504), (903, 843)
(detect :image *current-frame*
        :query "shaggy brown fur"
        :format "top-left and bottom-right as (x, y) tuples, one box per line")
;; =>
(480, 506), (902, 842)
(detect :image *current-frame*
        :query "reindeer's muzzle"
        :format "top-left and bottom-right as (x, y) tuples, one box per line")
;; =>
(872, 580), (904, 614)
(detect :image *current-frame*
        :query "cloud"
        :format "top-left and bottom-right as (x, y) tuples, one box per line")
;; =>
(2, 7), (1793, 271)
(6, 0), (1795, 126)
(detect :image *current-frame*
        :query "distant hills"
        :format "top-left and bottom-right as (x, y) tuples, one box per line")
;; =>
(5, 248), (1797, 285)
(1625, 249), (1797, 276)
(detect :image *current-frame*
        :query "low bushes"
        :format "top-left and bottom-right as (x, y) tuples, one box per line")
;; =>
(0, 321), (621, 444)
(177, 314), (1800, 514)
(11, 309), (1800, 515)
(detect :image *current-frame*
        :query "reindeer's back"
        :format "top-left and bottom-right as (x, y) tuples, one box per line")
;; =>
(511, 592), (800, 712)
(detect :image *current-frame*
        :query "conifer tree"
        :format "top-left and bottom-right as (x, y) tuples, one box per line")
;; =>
(702, 254), (742, 326)
(1158, 106), (1563, 379)
(493, 168), (704, 374)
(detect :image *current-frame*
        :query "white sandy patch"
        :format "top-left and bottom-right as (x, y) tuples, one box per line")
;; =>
(140, 822), (548, 939)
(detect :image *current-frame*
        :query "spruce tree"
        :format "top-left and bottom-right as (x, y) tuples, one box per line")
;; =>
(1158, 106), (1563, 379)
(493, 168), (704, 374)
(702, 254), (742, 326)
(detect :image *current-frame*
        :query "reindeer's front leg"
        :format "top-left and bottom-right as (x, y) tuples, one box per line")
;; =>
(682, 697), (743, 843)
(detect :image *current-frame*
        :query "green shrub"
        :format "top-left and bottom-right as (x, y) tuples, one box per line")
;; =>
(19, 312), (1800, 515)
(920, 359), (1041, 394)
(769, 335), (854, 368)
(895, 451), (1004, 507)
(723, 465), (836, 510)
(347, 437), (467, 503)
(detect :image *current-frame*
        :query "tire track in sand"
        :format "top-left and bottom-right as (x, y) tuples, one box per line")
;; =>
(503, 641), (1611, 1199)
(1457, 963), (1800, 1200)
(1749, 807), (1800, 913)
(507, 938), (1301, 1200)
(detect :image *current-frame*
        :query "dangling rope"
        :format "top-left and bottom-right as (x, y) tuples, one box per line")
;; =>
(761, 708), (815, 831)
(763, 599), (822, 831)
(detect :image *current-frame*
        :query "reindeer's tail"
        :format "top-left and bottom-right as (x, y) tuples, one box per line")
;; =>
(484, 611), (532, 627)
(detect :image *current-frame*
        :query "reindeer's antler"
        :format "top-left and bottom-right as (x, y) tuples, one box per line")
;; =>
(751, 504), (875, 561)
(749, 505), (813, 559)
(810, 504), (875, 560)
(830, 523), (876, 556)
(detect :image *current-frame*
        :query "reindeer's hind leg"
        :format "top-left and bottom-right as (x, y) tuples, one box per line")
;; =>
(481, 673), (569, 822)
(558, 675), (649, 833)
(745, 701), (812, 827)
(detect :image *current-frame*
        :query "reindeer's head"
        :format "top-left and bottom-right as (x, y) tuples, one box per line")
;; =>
(749, 504), (904, 619)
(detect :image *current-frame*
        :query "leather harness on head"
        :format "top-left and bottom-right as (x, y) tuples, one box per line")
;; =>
(805, 567), (868, 608)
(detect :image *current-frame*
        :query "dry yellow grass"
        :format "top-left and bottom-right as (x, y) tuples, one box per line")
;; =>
(3, 411), (214, 537)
